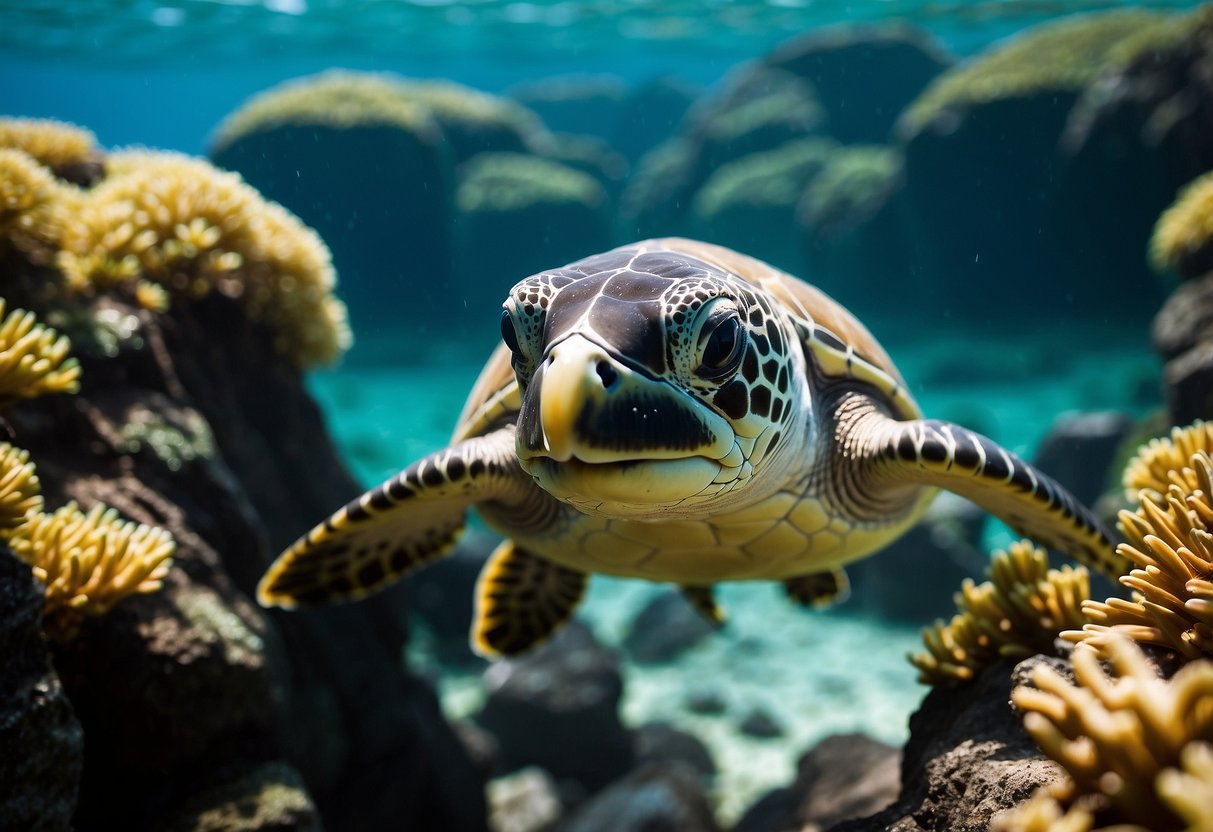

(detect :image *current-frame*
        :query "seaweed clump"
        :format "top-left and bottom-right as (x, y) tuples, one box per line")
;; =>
(56, 150), (351, 367)
(1066, 422), (1213, 660)
(0, 298), (81, 407)
(996, 637), (1213, 831)
(911, 540), (1090, 685)
(1150, 170), (1213, 281)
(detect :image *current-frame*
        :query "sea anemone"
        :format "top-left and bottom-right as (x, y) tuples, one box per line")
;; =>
(0, 443), (42, 536)
(1150, 170), (1213, 281)
(0, 118), (97, 172)
(1066, 424), (1213, 660)
(56, 150), (351, 367)
(9, 501), (175, 640)
(0, 298), (81, 407)
(0, 148), (70, 255)
(911, 540), (1091, 685)
(1009, 636), (1213, 829)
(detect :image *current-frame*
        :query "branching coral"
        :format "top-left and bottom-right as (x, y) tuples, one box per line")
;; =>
(0, 118), (97, 172)
(900, 10), (1173, 133)
(911, 540), (1090, 685)
(1008, 636), (1213, 830)
(0, 298), (81, 406)
(1150, 170), (1213, 281)
(1066, 424), (1213, 660)
(0, 148), (70, 254)
(0, 443), (42, 536)
(56, 150), (351, 367)
(9, 501), (175, 639)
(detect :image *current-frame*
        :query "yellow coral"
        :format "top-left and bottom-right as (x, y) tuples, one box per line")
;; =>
(0, 443), (41, 536)
(1068, 440), (1213, 660)
(1012, 636), (1213, 829)
(0, 298), (81, 406)
(1123, 421), (1213, 502)
(56, 150), (350, 367)
(992, 792), (1098, 832)
(1150, 170), (1213, 280)
(911, 540), (1091, 685)
(10, 502), (175, 639)
(0, 148), (69, 254)
(1157, 742), (1213, 831)
(0, 118), (96, 171)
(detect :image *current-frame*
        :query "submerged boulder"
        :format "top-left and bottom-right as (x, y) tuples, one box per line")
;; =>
(553, 763), (720, 832)
(475, 621), (634, 791)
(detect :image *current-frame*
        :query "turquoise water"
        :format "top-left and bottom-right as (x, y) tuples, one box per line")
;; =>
(3, 0), (1195, 821)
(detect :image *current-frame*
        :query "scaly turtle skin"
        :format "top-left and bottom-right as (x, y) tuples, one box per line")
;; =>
(259, 238), (1126, 657)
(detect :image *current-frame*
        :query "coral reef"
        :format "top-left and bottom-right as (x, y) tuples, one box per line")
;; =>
(56, 150), (351, 368)
(1008, 637), (1213, 829)
(911, 540), (1091, 685)
(0, 148), (70, 256)
(0, 443), (42, 535)
(0, 299), (81, 407)
(1151, 170), (1213, 281)
(0, 118), (97, 173)
(10, 501), (175, 640)
(1067, 426), (1213, 660)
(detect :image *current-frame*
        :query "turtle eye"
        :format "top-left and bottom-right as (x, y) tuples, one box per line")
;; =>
(500, 310), (522, 354)
(697, 313), (744, 379)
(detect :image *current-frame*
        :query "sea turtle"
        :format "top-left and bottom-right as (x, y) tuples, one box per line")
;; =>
(258, 238), (1125, 657)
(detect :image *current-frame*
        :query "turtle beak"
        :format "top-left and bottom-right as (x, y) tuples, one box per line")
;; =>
(519, 335), (619, 462)
(516, 334), (734, 464)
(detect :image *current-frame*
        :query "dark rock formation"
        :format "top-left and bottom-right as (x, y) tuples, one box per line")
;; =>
(4, 277), (487, 830)
(833, 658), (1065, 832)
(848, 493), (987, 623)
(683, 687), (728, 716)
(553, 763), (721, 832)
(475, 621), (634, 791)
(211, 122), (457, 342)
(1032, 410), (1134, 508)
(767, 23), (953, 144)
(633, 722), (716, 780)
(734, 733), (900, 832)
(160, 763), (321, 832)
(622, 589), (717, 664)
(1153, 272), (1213, 424)
(738, 706), (785, 740)
(0, 549), (82, 831)
(509, 74), (627, 139)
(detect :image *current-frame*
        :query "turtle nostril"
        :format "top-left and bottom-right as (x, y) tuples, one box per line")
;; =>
(595, 360), (619, 389)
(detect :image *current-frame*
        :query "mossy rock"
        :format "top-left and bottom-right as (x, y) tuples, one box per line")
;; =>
(690, 138), (839, 274)
(209, 71), (457, 339)
(796, 146), (913, 320)
(686, 63), (827, 172)
(766, 22), (953, 143)
(508, 74), (627, 138)
(535, 132), (629, 198)
(405, 80), (549, 163)
(1152, 170), (1213, 280)
(617, 137), (700, 240)
(610, 75), (699, 163)
(453, 153), (612, 308)
(895, 9), (1188, 321)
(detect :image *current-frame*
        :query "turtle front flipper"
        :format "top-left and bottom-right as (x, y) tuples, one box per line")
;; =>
(259, 428), (526, 608)
(473, 540), (588, 658)
(850, 404), (1127, 579)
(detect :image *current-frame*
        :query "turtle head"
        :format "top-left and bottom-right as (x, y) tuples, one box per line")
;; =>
(500, 245), (813, 520)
